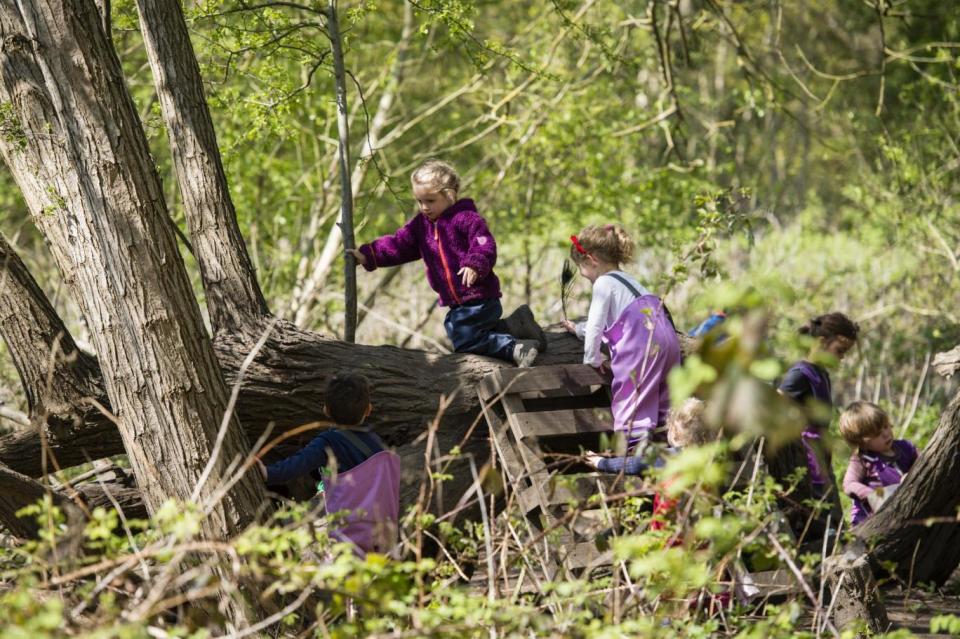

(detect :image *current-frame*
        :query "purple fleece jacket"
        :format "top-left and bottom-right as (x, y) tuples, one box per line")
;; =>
(357, 199), (502, 307)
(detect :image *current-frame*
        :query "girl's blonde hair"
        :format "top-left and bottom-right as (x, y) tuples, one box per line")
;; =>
(570, 224), (635, 266)
(666, 398), (713, 448)
(839, 401), (890, 448)
(411, 159), (460, 200)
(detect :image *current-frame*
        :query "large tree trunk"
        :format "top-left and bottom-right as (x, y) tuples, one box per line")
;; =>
(134, 0), (269, 336)
(854, 370), (960, 585)
(0, 0), (264, 542)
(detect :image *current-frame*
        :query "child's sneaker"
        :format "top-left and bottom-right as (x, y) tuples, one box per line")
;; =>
(499, 304), (548, 352)
(512, 339), (539, 368)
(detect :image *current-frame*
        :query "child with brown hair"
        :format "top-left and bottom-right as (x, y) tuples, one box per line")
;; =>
(776, 312), (859, 535)
(348, 159), (546, 366)
(839, 401), (918, 526)
(257, 373), (400, 555)
(562, 223), (681, 467)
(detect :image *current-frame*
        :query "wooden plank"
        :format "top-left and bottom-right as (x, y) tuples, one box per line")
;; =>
(513, 407), (614, 437)
(561, 541), (611, 570)
(502, 393), (557, 524)
(479, 391), (526, 486)
(478, 364), (609, 402)
(731, 558), (801, 602)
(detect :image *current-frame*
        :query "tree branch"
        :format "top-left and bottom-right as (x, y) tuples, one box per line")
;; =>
(0, 234), (105, 427)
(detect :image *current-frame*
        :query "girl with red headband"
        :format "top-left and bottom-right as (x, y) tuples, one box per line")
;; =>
(562, 224), (682, 472)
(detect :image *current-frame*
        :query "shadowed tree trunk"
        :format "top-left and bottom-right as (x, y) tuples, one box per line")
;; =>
(0, 0), (264, 544)
(0, 462), (81, 539)
(0, 234), (107, 436)
(854, 364), (960, 586)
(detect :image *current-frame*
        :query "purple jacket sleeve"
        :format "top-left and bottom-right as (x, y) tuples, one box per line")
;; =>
(358, 216), (421, 271)
(842, 453), (874, 501)
(900, 439), (919, 471)
(458, 213), (497, 279)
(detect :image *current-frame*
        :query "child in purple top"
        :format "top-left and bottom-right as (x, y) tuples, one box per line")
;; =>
(839, 401), (919, 526)
(256, 374), (401, 555)
(778, 313), (859, 496)
(348, 159), (545, 367)
(562, 224), (681, 461)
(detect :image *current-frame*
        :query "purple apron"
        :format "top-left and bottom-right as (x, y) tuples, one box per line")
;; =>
(792, 361), (833, 488)
(325, 449), (401, 556)
(602, 275), (682, 446)
(849, 440), (918, 525)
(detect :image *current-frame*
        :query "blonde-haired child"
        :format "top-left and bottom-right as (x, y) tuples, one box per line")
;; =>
(839, 401), (918, 526)
(563, 224), (682, 468)
(348, 159), (546, 366)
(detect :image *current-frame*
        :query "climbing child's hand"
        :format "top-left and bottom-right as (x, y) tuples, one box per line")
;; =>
(458, 266), (478, 287)
(346, 248), (367, 266)
(584, 450), (604, 469)
(561, 319), (577, 334)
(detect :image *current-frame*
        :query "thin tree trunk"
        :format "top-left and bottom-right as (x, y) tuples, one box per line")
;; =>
(327, 0), (357, 343)
(290, 2), (414, 326)
(134, 0), (270, 336)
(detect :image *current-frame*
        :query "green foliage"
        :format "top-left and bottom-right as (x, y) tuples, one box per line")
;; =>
(932, 614), (960, 635)
(0, 0), (958, 635)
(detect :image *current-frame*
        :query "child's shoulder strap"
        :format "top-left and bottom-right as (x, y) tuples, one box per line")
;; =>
(603, 272), (643, 299)
(336, 429), (375, 458)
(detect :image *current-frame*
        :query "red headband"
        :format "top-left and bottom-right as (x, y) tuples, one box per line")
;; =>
(570, 234), (588, 255)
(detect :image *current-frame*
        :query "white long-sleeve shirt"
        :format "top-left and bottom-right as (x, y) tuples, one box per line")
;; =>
(575, 271), (651, 366)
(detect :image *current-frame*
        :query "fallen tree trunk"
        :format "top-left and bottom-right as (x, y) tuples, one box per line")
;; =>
(0, 322), (588, 510)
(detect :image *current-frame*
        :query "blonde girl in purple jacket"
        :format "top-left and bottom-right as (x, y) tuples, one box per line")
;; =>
(348, 159), (545, 366)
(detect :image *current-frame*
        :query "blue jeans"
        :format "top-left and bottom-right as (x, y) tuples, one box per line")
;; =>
(596, 455), (649, 475)
(444, 298), (515, 362)
(595, 445), (670, 476)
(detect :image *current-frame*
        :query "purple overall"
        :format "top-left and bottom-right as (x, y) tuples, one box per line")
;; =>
(844, 439), (918, 526)
(325, 449), (401, 556)
(603, 274), (682, 444)
(791, 361), (833, 489)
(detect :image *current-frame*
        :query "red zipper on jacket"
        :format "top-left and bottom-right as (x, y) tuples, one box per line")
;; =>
(434, 221), (462, 306)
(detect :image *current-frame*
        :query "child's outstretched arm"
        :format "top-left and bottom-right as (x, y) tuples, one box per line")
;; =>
(458, 213), (497, 283)
(262, 435), (331, 485)
(355, 217), (422, 271)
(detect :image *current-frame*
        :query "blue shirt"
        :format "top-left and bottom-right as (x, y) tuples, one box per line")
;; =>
(689, 312), (727, 338)
(265, 428), (386, 485)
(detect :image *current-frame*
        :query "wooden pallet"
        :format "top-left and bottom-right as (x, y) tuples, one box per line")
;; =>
(478, 364), (648, 580)
(477, 365), (806, 600)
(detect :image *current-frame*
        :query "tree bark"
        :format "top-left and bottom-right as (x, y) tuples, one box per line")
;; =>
(0, 233), (106, 431)
(823, 541), (889, 635)
(134, 0), (270, 335)
(0, 0), (265, 540)
(327, 0), (358, 343)
(854, 371), (960, 585)
(0, 462), (76, 539)
(0, 323), (587, 509)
